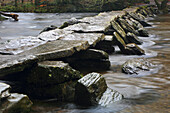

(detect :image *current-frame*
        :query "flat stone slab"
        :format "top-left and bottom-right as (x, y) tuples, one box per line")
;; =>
(0, 36), (44, 55)
(64, 11), (125, 33)
(60, 33), (104, 47)
(21, 40), (89, 60)
(38, 29), (104, 47)
(0, 40), (89, 76)
(0, 55), (37, 76)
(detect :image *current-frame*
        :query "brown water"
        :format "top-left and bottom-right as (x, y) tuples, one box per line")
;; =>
(30, 14), (170, 113)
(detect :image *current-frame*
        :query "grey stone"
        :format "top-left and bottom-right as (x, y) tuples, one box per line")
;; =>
(21, 40), (89, 61)
(60, 33), (105, 47)
(27, 61), (81, 86)
(0, 36), (44, 55)
(38, 29), (104, 47)
(0, 82), (10, 99)
(125, 43), (145, 55)
(138, 28), (149, 37)
(113, 32), (145, 55)
(38, 29), (73, 41)
(0, 93), (32, 113)
(122, 58), (154, 74)
(64, 59), (111, 72)
(129, 17), (144, 30)
(111, 20), (128, 43)
(40, 25), (57, 34)
(128, 12), (151, 27)
(59, 17), (89, 29)
(0, 55), (37, 77)
(75, 72), (123, 106)
(98, 88), (123, 107)
(126, 32), (143, 45)
(113, 32), (127, 53)
(70, 49), (109, 60)
(75, 72), (107, 106)
(92, 35), (115, 53)
(26, 80), (77, 101)
(118, 18), (139, 35)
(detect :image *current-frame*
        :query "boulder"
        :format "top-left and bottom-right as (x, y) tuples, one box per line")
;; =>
(75, 72), (107, 106)
(25, 61), (81, 100)
(113, 32), (145, 55)
(113, 32), (127, 53)
(64, 59), (111, 72)
(128, 12), (151, 27)
(117, 18), (139, 35)
(138, 28), (149, 37)
(27, 61), (81, 86)
(98, 88), (123, 107)
(75, 72), (123, 106)
(59, 17), (89, 29)
(70, 49), (109, 60)
(40, 25), (57, 34)
(111, 20), (128, 44)
(122, 58), (154, 74)
(26, 80), (77, 101)
(0, 93), (32, 113)
(126, 32), (143, 45)
(125, 43), (145, 55)
(92, 35), (115, 53)
(129, 17), (144, 30)
(0, 55), (38, 77)
(0, 82), (10, 99)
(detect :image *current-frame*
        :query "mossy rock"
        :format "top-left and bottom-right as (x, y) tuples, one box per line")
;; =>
(27, 61), (82, 86)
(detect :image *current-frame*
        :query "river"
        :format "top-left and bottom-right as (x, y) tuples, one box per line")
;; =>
(0, 13), (169, 113)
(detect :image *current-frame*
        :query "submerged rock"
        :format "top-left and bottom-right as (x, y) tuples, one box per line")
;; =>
(0, 93), (32, 113)
(59, 17), (89, 29)
(75, 73), (123, 106)
(122, 58), (154, 74)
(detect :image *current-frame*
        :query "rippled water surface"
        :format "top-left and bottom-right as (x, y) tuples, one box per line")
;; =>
(0, 13), (170, 113)
(0, 13), (97, 41)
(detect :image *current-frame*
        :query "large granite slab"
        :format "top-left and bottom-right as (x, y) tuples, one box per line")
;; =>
(64, 11), (125, 33)
(0, 40), (89, 76)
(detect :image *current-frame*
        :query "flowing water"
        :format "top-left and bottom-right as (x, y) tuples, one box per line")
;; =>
(0, 13), (169, 113)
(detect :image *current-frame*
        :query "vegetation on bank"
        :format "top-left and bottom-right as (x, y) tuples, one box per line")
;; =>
(0, 0), (151, 13)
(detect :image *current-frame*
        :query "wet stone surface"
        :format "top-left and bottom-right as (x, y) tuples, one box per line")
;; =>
(122, 58), (156, 74)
